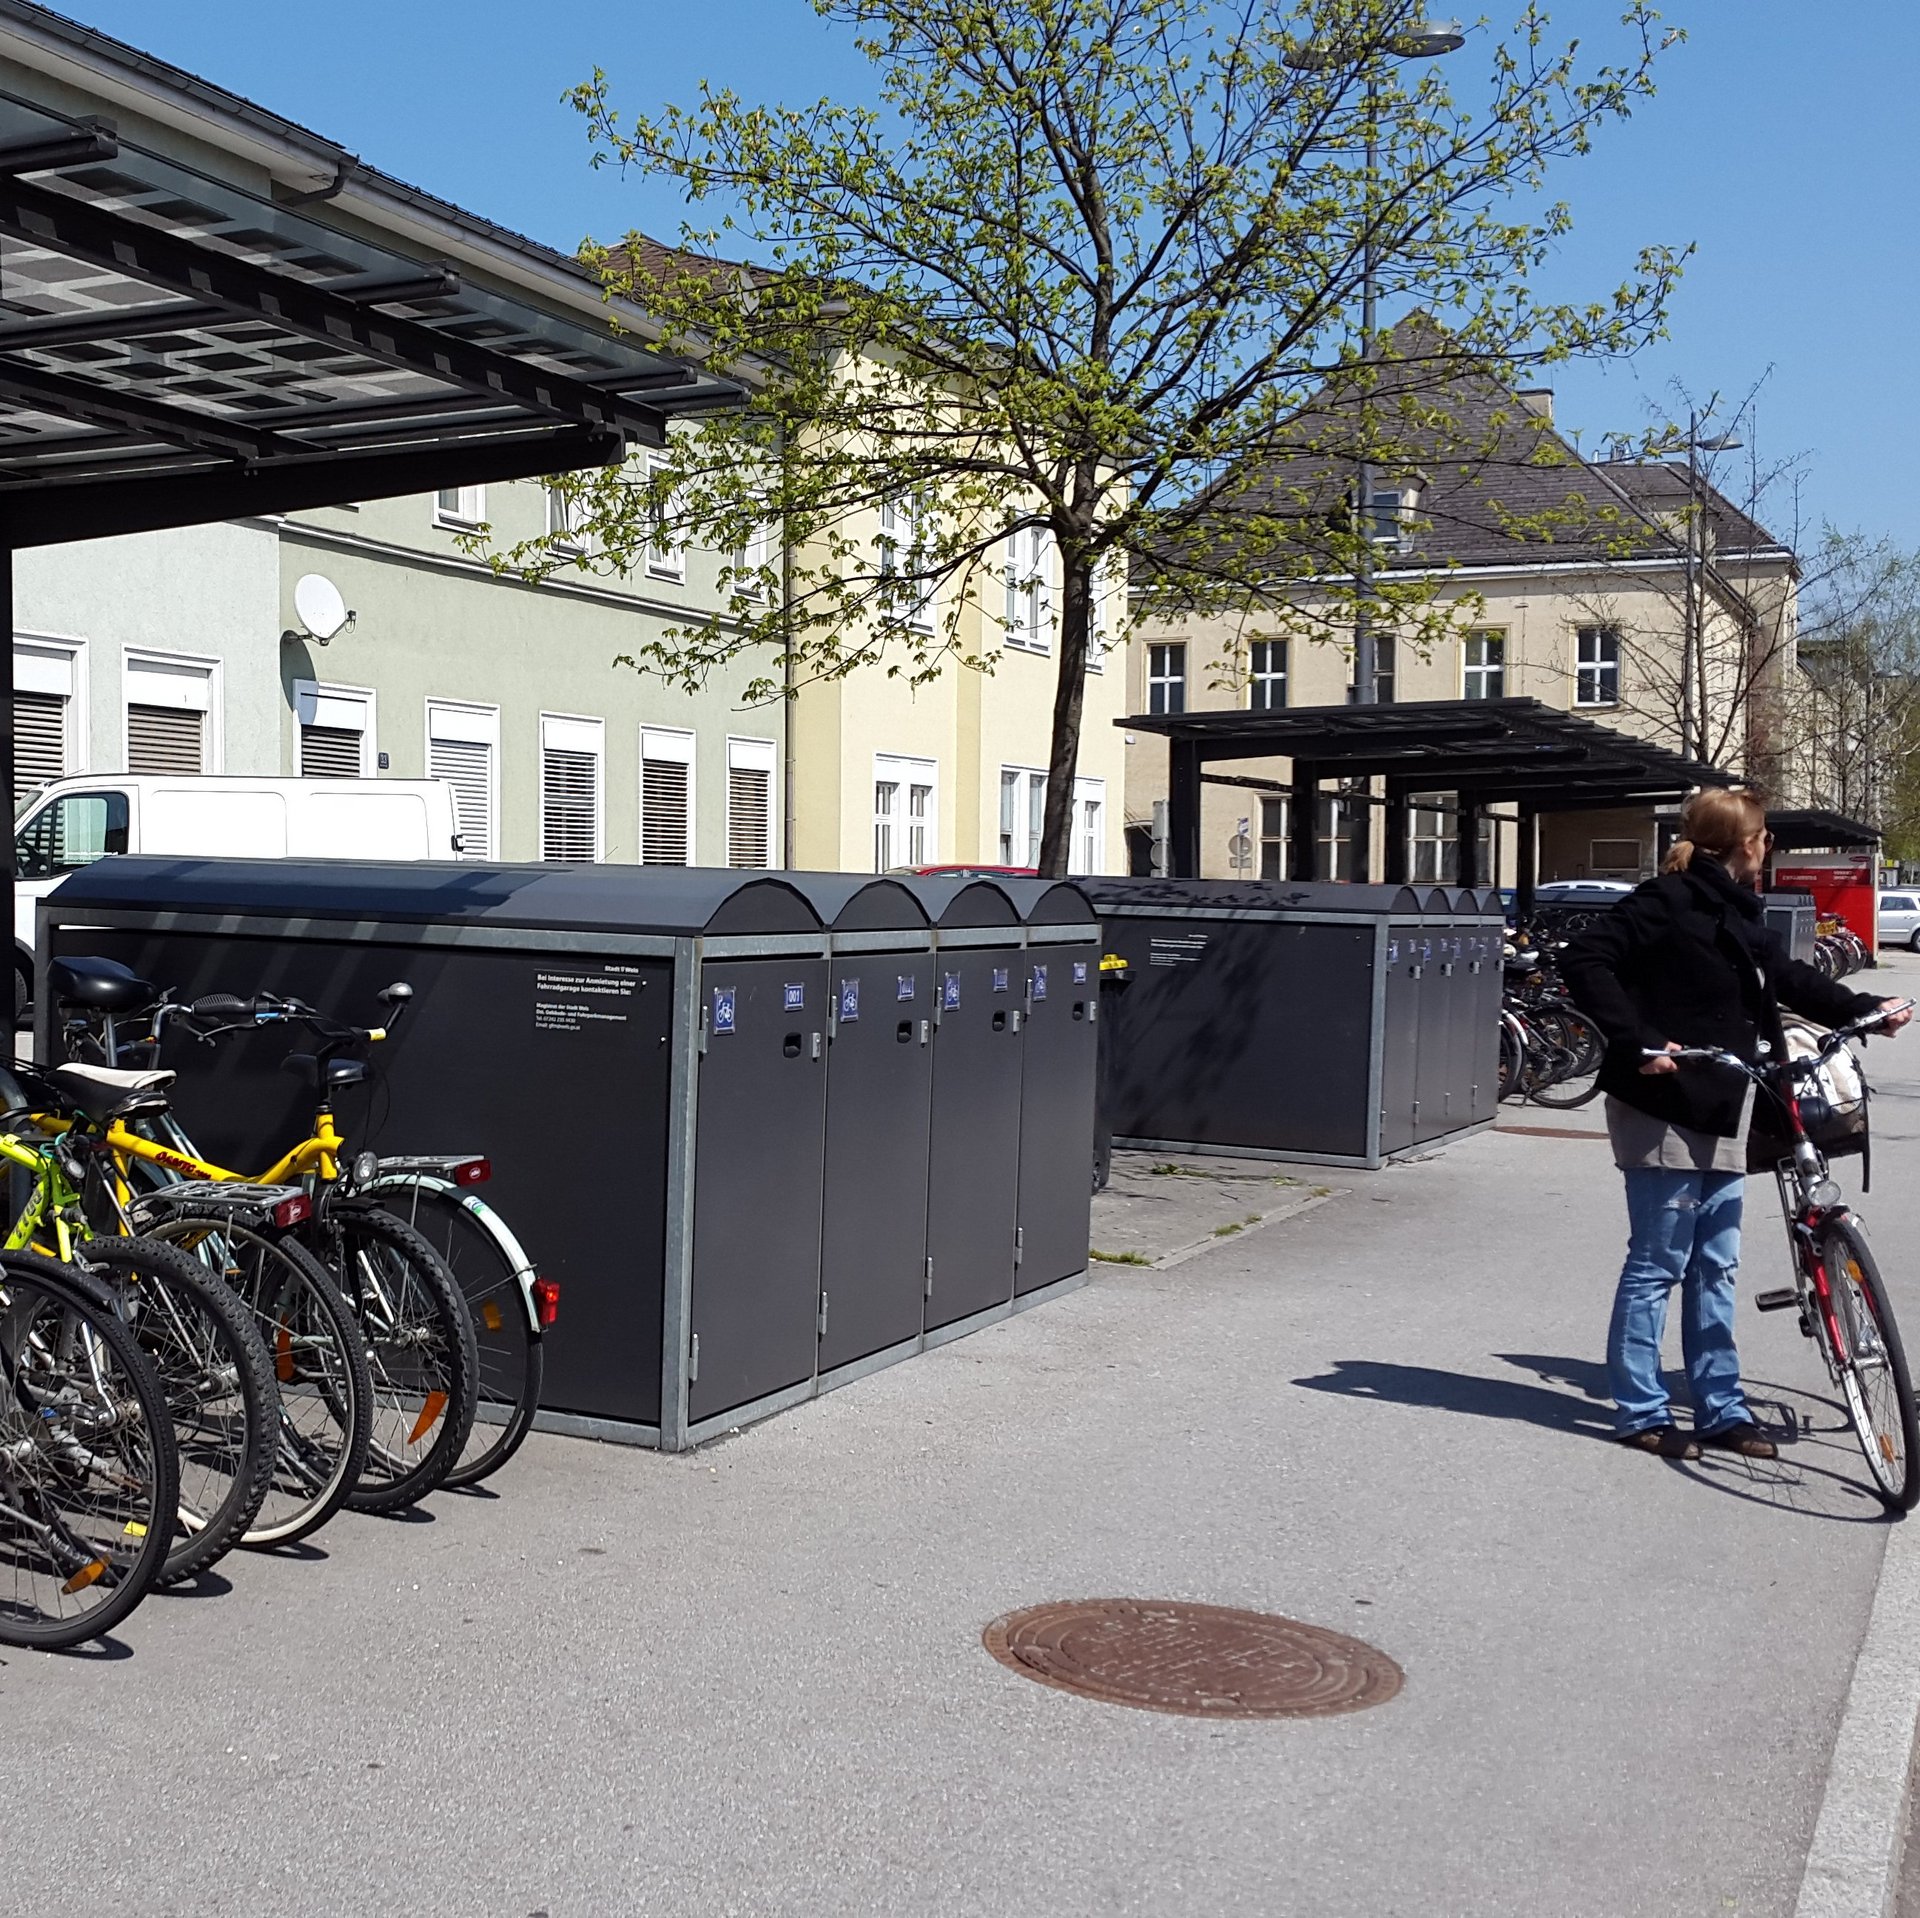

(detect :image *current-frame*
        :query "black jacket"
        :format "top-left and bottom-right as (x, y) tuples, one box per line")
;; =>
(1560, 857), (1882, 1137)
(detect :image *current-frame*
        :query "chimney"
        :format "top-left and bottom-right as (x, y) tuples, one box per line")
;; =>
(1516, 388), (1555, 425)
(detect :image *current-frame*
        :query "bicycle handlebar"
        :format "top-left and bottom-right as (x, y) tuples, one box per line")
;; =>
(1645, 1001), (1914, 1079)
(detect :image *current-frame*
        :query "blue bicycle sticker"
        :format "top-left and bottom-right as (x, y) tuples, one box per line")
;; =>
(942, 973), (961, 1010)
(1031, 964), (1049, 1002)
(1073, 961), (1088, 984)
(838, 979), (860, 1022)
(992, 967), (1009, 993)
(711, 987), (736, 1035)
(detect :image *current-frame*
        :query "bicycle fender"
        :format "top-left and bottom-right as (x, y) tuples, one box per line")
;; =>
(363, 1173), (540, 1335)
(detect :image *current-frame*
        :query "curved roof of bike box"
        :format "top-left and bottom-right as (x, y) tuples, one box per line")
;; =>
(895, 875), (1023, 927)
(782, 874), (931, 932)
(992, 877), (1099, 927)
(1083, 876), (1469, 917)
(46, 858), (826, 937)
(0, 1), (742, 546)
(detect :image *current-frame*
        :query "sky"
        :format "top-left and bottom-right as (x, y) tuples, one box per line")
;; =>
(44, 0), (1920, 549)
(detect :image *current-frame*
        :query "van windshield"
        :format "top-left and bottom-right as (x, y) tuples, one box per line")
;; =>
(16, 791), (130, 879)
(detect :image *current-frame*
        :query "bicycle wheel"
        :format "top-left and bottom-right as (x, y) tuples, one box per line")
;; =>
(72, 1235), (277, 1586)
(1821, 1219), (1920, 1510)
(0, 1250), (176, 1649)
(1497, 1017), (1524, 1102)
(1527, 1007), (1604, 1109)
(318, 1205), (477, 1513)
(370, 1180), (542, 1489)
(142, 1214), (373, 1548)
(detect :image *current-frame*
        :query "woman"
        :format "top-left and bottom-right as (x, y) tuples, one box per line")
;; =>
(1562, 788), (1910, 1460)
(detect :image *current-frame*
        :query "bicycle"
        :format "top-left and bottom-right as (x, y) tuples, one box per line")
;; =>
(0, 1059), (284, 1584)
(1657, 1002), (1920, 1510)
(50, 963), (478, 1513)
(0, 1247), (177, 1649)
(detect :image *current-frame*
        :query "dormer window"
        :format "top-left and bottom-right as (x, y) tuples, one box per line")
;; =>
(1367, 486), (1417, 550)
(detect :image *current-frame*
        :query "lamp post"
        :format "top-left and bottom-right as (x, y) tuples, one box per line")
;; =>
(1288, 17), (1464, 709)
(1678, 412), (1742, 762)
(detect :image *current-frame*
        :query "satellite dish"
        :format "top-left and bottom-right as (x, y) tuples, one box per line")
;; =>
(293, 573), (350, 642)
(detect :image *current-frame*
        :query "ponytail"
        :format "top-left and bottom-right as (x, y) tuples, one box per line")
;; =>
(1662, 786), (1767, 875)
(1663, 838), (1697, 874)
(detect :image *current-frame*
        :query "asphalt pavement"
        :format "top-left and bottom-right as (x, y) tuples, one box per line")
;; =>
(5, 951), (1920, 1917)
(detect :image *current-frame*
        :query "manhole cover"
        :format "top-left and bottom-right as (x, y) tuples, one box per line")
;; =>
(983, 1599), (1402, 1718)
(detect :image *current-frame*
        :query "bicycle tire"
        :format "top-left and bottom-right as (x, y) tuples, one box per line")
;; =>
(0, 1249), (177, 1649)
(369, 1180), (541, 1489)
(1527, 1007), (1604, 1109)
(142, 1214), (373, 1548)
(1820, 1218), (1920, 1511)
(317, 1205), (478, 1513)
(1497, 1017), (1524, 1102)
(72, 1235), (278, 1586)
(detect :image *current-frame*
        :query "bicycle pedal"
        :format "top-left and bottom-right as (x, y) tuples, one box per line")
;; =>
(1753, 1288), (1799, 1312)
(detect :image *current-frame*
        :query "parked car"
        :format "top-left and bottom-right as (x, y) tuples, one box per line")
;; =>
(12, 774), (463, 1012)
(1879, 889), (1920, 951)
(1531, 880), (1635, 907)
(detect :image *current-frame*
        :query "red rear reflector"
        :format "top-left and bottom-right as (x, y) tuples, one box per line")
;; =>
(271, 1193), (312, 1228)
(531, 1276), (560, 1327)
(453, 1158), (491, 1186)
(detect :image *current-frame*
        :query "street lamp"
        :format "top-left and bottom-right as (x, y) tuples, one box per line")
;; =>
(1286, 19), (1465, 709)
(1677, 413), (1742, 763)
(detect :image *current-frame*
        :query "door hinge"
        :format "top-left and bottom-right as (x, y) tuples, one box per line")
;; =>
(924, 1256), (934, 1298)
(689, 1331), (700, 1381)
(817, 1292), (829, 1338)
(1014, 1226), (1024, 1267)
(697, 1009), (709, 1056)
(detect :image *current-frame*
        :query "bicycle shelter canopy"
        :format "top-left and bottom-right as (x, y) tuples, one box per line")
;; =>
(1765, 809), (1880, 853)
(0, 0), (744, 956)
(1119, 696), (1732, 906)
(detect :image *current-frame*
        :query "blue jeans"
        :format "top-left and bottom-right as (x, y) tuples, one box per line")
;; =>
(1608, 1168), (1750, 1436)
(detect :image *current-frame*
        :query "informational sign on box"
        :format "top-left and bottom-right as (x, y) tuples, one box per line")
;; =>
(1772, 856), (1877, 947)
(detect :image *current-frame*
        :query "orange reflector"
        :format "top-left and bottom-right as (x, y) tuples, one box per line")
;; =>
(408, 1391), (449, 1444)
(275, 1325), (295, 1383)
(62, 1559), (108, 1595)
(481, 1300), (504, 1334)
(1883, 1434), (1897, 1463)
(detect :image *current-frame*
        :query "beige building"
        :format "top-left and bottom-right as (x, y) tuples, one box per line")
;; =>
(1126, 371), (1798, 887)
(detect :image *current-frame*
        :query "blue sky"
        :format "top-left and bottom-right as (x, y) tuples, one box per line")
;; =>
(53, 1), (1920, 547)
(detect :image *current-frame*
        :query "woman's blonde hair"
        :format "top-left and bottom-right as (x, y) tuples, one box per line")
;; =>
(1663, 786), (1768, 874)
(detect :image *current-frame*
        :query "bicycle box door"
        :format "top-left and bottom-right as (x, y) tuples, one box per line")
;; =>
(1014, 941), (1101, 1295)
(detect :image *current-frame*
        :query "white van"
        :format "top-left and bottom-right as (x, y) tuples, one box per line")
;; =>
(12, 774), (463, 1002)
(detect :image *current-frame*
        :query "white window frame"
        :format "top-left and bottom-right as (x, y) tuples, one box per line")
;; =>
(733, 518), (774, 603)
(878, 494), (936, 633)
(14, 632), (88, 787)
(999, 764), (1047, 868)
(425, 698), (500, 860)
(639, 724), (696, 866)
(1003, 524), (1053, 652)
(433, 484), (486, 530)
(1147, 641), (1187, 716)
(539, 712), (605, 863)
(122, 646), (220, 773)
(1249, 637), (1288, 712)
(1575, 625), (1621, 707)
(874, 752), (937, 871)
(644, 451), (684, 582)
(1070, 775), (1106, 877)
(293, 680), (376, 778)
(724, 734), (778, 869)
(1367, 485), (1416, 551)
(546, 483), (586, 556)
(1463, 628), (1506, 701)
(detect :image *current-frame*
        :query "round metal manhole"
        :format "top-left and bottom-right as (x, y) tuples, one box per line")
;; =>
(983, 1599), (1402, 1719)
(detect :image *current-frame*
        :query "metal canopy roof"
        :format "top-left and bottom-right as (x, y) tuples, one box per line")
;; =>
(0, 75), (741, 546)
(1119, 696), (1731, 809)
(1766, 809), (1881, 852)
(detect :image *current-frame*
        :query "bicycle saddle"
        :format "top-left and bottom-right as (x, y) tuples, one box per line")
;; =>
(49, 955), (161, 1014)
(278, 1053), (370, 1091)
(48, 1061), (176, 1124)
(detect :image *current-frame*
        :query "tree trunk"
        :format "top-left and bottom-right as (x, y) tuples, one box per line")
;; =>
(1039, 546), (1093, 877)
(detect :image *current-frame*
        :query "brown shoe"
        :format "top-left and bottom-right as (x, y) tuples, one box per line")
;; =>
(1699, 1421), (1778, 1459)
(1618, 1424), (1702, 1460)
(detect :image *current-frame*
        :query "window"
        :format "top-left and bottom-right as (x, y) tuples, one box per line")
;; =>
(1004, 525), (1053, 650)
(1576, 625), (1621, 706)
(1464, 629), (1506, 700)
(546, 484), (585, 554)
(1366, 488), (1409, 545)
(434, 485), (485, 529)
(15, 790), (128, 880)
(999, 767), (1046, 867)
(644, 452), (683, 581)
(427, 700), (498, 860)
(874, 753), (936, 871)
(540, 714), (603, 862)
(1317, 782), (1370, 881)
(1071, 776), (1106, 877)
(294, 682), (373, 779)
(124, 652), (213, 774)
(1147, 642), (1187, 716)
(1407, 793), (1497, 884)
(1249, 638), (1288, 711)
(14, 638), (82, 807)
(726, 735), (776, 869)
(639, 726), (694, 866)
(733, 518), (774, 602)
(1591, 838), (1644, 879)
(1258, 795), (1289, 880)
(1348, 635), (1396, 705)
(878, 495), (936, 632)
